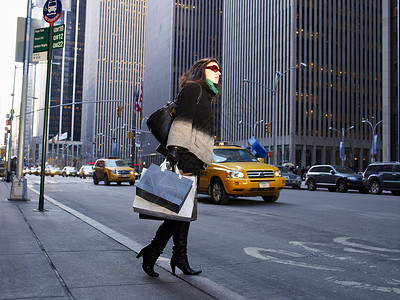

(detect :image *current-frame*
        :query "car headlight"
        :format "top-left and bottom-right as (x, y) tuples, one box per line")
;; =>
(111, 170), (116, 174)
(130, 171), (135, 175)
(275, 170), (282, 177)
(66, 172), (70, 175)
(348, 176), (357, 181)
(284, 175), (290, 180)
(226, 170), (244, 178)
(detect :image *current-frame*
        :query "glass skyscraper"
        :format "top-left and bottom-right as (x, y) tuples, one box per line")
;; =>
(222, 1), (389, 171)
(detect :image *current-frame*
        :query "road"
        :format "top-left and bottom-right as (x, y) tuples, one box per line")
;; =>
(27, 175), (400, 299)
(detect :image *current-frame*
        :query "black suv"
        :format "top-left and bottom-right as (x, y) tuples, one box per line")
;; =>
(362, 162), (400, 196)
(305, 165), (368, 193)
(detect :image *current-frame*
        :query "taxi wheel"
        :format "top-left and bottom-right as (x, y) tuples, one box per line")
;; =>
(211, 179), (229, 205)
(104, 175), (111, 186)
(93, 174), (99, 185)
(262, 195), (279, 202)
(129, 181), (135, 185)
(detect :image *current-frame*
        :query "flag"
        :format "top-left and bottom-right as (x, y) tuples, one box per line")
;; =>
(135, 84), (142, 114)
(59, 132), (68, 140)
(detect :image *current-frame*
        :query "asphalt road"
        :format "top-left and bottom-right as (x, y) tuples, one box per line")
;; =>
(27, 175), (400, 299)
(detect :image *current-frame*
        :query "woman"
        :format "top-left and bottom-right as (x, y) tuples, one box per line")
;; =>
(137, 57), (221, 277)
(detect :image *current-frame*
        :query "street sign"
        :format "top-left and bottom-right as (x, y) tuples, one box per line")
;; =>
(33, 24), (65, 53)
(32, 51), (47, 62)
(43, 0), (62, 24)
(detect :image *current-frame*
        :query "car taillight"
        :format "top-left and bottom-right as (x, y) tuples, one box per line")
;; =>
(362, 171), (366, 179)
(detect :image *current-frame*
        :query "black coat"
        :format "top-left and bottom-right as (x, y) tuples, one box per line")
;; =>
(167, 82), (215, 165)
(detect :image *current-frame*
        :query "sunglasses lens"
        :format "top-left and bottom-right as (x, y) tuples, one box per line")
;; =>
(207, 65), (221, 74)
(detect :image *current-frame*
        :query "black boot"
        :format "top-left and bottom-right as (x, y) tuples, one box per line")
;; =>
(171, 222), (202, 275)
(137, 220), (181, 277)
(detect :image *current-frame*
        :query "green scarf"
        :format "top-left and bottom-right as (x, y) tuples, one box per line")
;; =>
(206, 79), (219, 95)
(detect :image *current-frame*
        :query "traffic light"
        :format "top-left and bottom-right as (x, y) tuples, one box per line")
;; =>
(265, 121), (271, 133)
(117, 105), (123, 118)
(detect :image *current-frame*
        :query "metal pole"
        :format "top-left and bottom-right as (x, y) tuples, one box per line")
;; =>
(38, 25), (54, 211)
(273, 74), (279, 165)
(70, 0), (80, 142)
(6, 66), (17, 181)
(10, 0), (32, 200)
(341, 128), (345, 167)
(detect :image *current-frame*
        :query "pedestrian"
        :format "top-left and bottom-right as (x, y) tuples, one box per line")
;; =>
(137, 57), (221, 277)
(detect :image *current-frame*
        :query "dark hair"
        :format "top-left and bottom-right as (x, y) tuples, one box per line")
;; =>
(179, 57), (221, 93)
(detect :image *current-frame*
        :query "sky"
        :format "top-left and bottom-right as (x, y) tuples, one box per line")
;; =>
(0, 0), (28, 148)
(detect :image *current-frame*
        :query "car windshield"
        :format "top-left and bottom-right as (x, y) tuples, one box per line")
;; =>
(334, 166), (356, 174)
(105, 160), (129, 167)
(212, 148), (258, 163)
(278, 166), (290, 173)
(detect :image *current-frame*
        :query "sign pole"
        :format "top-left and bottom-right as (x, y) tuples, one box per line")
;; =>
(38, 0), (62, 211)
(38, 24), (53, 211)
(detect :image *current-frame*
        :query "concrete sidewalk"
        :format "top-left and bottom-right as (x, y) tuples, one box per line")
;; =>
(0, 180), (218, 300)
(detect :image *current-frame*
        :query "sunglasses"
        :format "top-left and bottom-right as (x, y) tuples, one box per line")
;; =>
(206, 65), (222, 74)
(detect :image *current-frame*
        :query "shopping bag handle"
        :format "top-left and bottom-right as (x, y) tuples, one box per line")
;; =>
(160, 159), (181, 177)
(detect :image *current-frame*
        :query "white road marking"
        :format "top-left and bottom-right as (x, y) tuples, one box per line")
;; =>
(334, 237), (400, 253)
(244, 247), (344, 272)
(290, 241), (354, 260)
(326, 277), (400, 295)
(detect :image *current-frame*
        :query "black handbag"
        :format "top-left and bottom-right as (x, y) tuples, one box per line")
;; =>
(146, 98), (177, 147)
(147, 84), (202, 147)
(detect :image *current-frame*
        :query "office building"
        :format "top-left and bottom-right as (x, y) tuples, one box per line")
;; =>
(222, 1), (386, 171)
(142, 0), (223, 165)
(81, 0), (146, 163)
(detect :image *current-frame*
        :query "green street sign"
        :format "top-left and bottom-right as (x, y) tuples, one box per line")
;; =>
(33, 24), (65, 53)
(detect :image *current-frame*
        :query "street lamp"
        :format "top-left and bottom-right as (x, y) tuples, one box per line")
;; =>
(329, 125), (354, 166)
(244, 62), (307, 165)
(238, 119), (264, 137)
(362, 117), (383, 163)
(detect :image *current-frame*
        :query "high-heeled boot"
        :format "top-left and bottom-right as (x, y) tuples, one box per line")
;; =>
(137, 220), (181, 277)
(170, 222), (202, 275)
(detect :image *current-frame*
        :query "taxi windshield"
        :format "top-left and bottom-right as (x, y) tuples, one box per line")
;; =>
(212, 148), (258, 163)
(105, 160), (129, 167)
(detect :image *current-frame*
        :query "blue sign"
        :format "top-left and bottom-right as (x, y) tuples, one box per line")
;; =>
(373, 134), (378, 155)
(248, 136), (268, 158)
(43, 0), (62, 24)
(112, 141), (117, 157)
(339, 141), (344, 159)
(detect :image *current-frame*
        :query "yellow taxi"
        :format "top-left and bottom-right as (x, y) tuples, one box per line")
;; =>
(198, 145), (285, 204)
(93, 158), (136, 186)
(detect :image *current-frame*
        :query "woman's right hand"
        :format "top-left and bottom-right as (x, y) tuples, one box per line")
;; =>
(167, 146), (180, 166)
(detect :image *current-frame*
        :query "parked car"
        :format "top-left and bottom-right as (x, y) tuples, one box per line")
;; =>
(93, 158), (136, 185)
(276, 165), (302, 189)
(362, 162), (400, 195)
(62, 166), (78, 177)
(79, 165), (94, 178)
(198, 145), (285, 204)
(305, 165), (368, 193)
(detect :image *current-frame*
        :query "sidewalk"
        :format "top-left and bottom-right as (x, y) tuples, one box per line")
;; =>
(0, 180), (216, 300)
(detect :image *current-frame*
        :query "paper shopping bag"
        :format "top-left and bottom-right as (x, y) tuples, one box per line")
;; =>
(134, 163), (193, 213)
(133, 175), (197, 222)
